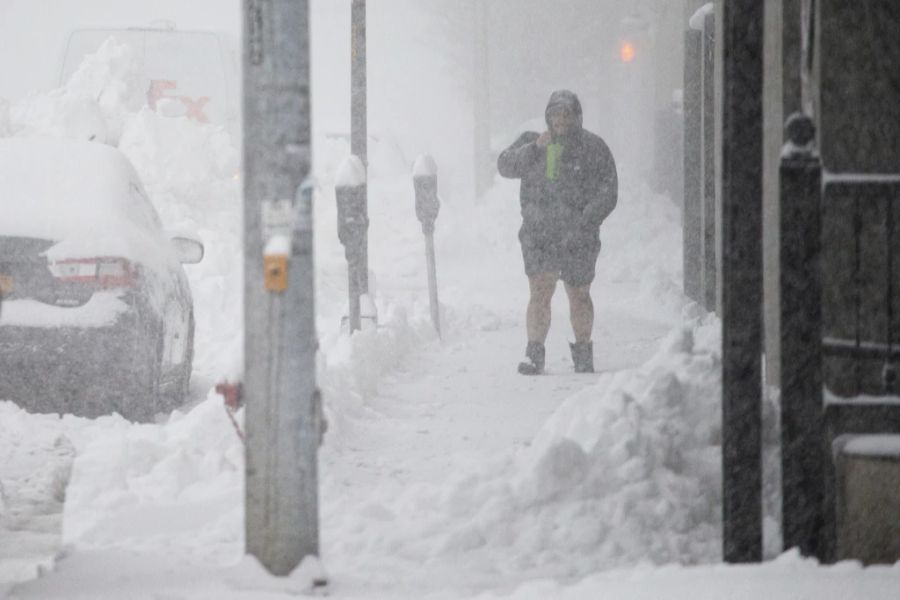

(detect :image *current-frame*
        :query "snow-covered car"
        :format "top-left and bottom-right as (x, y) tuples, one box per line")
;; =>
(0, 137), (203, 422)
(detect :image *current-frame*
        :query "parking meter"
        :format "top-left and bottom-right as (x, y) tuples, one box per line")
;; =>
(335, 155), (368, 260)
(412, 154), (441, 337)
(336, 183), (368, 258)
(413, 154), (439, 235)
(336, 155), (369, 333)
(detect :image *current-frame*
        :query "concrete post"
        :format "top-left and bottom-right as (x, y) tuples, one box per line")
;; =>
(683, 28), (703, 303)
(243, 0), (322, 576)
(720, 0), (764, 564)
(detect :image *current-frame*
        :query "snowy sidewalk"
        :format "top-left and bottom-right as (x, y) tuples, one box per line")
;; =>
(323, 294), (671, 490)
(0, 409), (75, 594)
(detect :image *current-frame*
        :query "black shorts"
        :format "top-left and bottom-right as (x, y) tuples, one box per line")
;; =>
(519, 226), (601, 286)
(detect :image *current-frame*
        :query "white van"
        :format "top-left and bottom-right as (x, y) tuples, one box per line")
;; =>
(59, 26), (239, 133)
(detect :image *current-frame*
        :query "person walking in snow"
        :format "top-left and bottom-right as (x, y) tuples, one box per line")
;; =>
(497, 89), (618, 375)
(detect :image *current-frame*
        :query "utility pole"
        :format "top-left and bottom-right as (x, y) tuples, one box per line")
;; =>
(472, 0), (493, 201)
(351, 0), (369, 296)
(243, 0), (322, 577)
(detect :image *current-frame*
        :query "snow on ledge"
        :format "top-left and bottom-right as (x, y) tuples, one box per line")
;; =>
(335, 155), (366, 187)
(840, 434), (900, 458)
(689, 2), (714, 30)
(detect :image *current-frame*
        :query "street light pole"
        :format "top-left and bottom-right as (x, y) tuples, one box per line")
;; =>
(243, 0), (322, 577)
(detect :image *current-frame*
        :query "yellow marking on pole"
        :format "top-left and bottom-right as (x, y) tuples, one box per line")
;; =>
(264, 255), (289, 292)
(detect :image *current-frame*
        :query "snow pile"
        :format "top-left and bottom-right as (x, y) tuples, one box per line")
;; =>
(0, 403), (77, 588)
(118, 107), (238, 190)
(11, 38), (144, 144)
(505, 317), (724, 568)
(411, 313), (782, 580)
(60, 393), (243, 562)
(318, 316), (725, 584)
(63, 37), (147, 140)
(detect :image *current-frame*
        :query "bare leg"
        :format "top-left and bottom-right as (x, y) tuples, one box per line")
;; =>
(564, 283), (593, 343)
(526, 272), (559, 342)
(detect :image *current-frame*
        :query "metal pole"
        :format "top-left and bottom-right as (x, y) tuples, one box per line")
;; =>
(243, 0), (322, 576)
(413, 155), (441, 337)
(721, 0), (764, 564)
(425, 233), (440, 337)
(683, 28), (703, 303)
(701, 13), (716, 313)
(473, 0), (493, 201)
(336, 157), (367, 334)
(351, 0), (369, 295)
(779, 113), (825, 558)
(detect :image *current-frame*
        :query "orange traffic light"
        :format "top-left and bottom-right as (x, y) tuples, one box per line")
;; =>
(620, 41), (636, 63)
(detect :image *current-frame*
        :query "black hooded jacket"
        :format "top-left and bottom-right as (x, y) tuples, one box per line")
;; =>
(497, 90), (618, 245)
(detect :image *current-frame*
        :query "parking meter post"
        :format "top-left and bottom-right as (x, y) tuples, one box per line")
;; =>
(424, 232), (440, 338)
(351, 0), (370, 296)
(336, 184), (364, 333)
(413, 155), (441, 337)
(243, 0), (323, 579)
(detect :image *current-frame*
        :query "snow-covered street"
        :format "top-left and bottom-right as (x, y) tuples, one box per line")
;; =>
(4, 1), (900, 598)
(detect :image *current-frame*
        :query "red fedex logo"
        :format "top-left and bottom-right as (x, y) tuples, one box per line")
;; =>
(147, 80), (211, 123)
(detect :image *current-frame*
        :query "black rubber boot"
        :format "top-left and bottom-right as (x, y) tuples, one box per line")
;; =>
(518, 341), (545, 375)
(570, 341), (594, 373)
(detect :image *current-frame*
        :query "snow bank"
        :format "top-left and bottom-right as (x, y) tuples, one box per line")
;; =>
(11, 38), (144, 145)
(0, 403), (77, 588)
(58, 302), (438, 559)
(315, 312), (782, 589)
(61, 391), (244, 562)
(504, 318), (724, 567)
(318, 316), (726, 582)
(467, 550), (900, 600)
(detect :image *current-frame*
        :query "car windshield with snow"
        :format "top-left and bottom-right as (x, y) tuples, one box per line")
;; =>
(0, 137), (203, 422)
